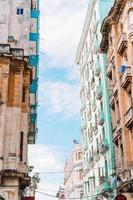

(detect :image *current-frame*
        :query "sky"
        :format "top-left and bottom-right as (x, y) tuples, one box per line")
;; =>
(29, 0), (89, 199)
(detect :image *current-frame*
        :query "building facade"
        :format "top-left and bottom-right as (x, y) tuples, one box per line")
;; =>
(0, 0), (39, 199)
(56, 186), (65, 200)
(64, 144), (84, 199)
(100, 0), (133, 199)
(76, 0), (115, 199)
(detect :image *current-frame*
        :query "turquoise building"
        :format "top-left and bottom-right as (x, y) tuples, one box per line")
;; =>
(76, 0), (115, 199)
(29, 0), (40, 144)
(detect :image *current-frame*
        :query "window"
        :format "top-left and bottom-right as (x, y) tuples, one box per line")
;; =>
(17, 8), (24, 15)
(22, 87), (26, 102)
(20, 132), (24, 161)
(128, 9), (133, 25)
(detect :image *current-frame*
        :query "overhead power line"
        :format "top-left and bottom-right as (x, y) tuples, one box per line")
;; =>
(36, 189), (113, 199)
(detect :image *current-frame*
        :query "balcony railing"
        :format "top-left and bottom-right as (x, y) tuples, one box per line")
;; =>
(81, 120), (87, 130)
(96, 85), (102, 100)
(91, 78), (95, 89)
(128, 24), (133, 39)
(31, 9), (40, 18)
(94, 149), (99, 162)
(0, 44), (10, 54)
(95, 64), (101, 76)
(99, 138), (108, 154)
(110, 82), (118, 106)
(100, 179), (112, 193)
(29, 55), (39, 66)
(124, 107), (133, 128)
(117, 33), (127, 55)
(30, 78), (38, 93)
(28, 130), (37, 144)
(88, 156), (94, 167)
(113, 120), (122, 142)
(92, 99), (96, 112)
(83, 142), (88, 151)
(98, 111), (104, 125)
(29, 32), (39, 41)
(121, 66), (132, 90)
(10, 48), (24, 58)
(116, 168), (133, 193)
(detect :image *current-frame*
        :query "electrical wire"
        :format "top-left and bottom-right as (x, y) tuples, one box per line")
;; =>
(36, 188), (113, 199)
(39, 51), (45, 55)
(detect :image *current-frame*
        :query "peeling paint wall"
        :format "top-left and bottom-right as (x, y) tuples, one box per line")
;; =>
(0, 0), (30, 55)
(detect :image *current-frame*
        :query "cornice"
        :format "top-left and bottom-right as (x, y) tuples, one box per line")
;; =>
(100, 0), (127, 53)
(75, 0), (96, 64)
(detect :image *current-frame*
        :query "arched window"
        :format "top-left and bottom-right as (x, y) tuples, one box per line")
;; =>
(128, 9), (133, 25)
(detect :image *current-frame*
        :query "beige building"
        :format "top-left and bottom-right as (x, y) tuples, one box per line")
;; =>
(0, 49), (31, 199)
(64, 144), (84, 199)
(100, 0), (133, 198)
(0, 0), (40, 199)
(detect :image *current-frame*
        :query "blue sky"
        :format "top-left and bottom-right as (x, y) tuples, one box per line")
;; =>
(29, 0), (89, 199)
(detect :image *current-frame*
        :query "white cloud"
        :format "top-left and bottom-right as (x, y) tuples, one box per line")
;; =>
(39, 80), (80, 119)
(29, 144), (64, 172)
(40, 0), (88, 68)
(29, 144), (65, 200)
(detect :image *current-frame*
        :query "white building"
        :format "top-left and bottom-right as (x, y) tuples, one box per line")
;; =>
(64, 144), (84, 200)
(76, 0), (115, 199)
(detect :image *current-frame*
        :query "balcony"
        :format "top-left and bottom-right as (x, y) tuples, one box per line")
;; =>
(110, 82), (118, 106)
(83, 142), (88, 151)
(81, 121), (87, 130)
(117, 168), (133, 193)
(88, 156), (94, 167)
(100, 179), (112, 194)
(124, 107), (133, 128)
(31, 9), (40, 18)
(117, 33), (127, 55)
(0, 44), (10, 54)
(94, 149), (99, 162)
(29, 55), (39, 66)
(91, 77), (95, 89)
(89, 135), (93, 143)
(128, 24), (133, 39)
(28, 130), (37, 144)
(95, 65), (101, 76)
(30, 78), (38, 93)
(121, 66), (132, 91)
(92, 100), (96, 112)
(10, 48), (24, 58)
(29, 32), (39, 41)
(96, 85), (102, 100)
(92, 124), (98, 135)
(98, 111), (104, 125)
(99, 139), (108, 154)
(113, 120), (122, 142)
(84, 162), (89, 175)
(107, 62), (112, 79)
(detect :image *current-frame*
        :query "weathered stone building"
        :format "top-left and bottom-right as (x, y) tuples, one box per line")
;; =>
(0, 0), (39, 199)
(100, 0), (133, 199)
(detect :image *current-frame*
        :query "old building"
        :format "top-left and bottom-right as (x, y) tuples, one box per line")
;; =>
(100, 0), (133, 199)
(0, 0), (39, 199)
(76, 0), (115, 199)
(64, 144), (84, 199)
